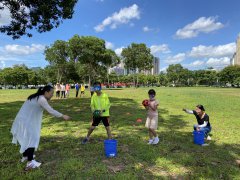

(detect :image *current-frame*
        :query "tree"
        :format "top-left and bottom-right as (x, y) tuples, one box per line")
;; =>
(0, 68), (14, 86)
(68, 35), (118, 85)
(45, 40), (69, 83)
(166, 64), (188, 86)
(233, 77), (240, 87)
(121, 43), (154, 86)
(0, 65), (29, 86)
(158, 72), (168, 86)
(0, 0), (77, 39)
(28, 68), (47, 86)
(219, 65), (240, 86)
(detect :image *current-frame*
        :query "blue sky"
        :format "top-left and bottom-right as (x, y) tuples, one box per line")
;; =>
(0, 0), (240, 71)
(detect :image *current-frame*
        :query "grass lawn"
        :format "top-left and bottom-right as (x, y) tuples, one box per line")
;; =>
(0, 87), (240, 179)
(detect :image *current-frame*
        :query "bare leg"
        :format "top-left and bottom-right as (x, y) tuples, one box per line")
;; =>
(86, 126), (96, 139)
(105, 126), (112, 139)
(149, 129), (154, 139)
(149, 128), (157, 137)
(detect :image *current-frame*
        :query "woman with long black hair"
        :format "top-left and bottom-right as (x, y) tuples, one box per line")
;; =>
(183, 104), (212, 140)
(11, 85), (70, 171)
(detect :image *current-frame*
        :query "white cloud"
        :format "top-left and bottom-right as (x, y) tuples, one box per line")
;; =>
(190, 60), (205, 66)
(143, 26), (160, 33)
(0, 60), (6, 69)
(160, 67), (167, 72)
(115, 47), (124, 56)
(105, 41), (114, 49)
(165, 53), (186, 64)
(143, 26), (152, 32)
(188, 43), (236, 58)
(150, 44), (170, 55)
(4, 44), (45, 55)
(206, 57), (230, 67)
(175, 16), (224, 39)
(0, 4), (11, 25)
(184, 60), (205, 68)
(94, 4), (140, 32)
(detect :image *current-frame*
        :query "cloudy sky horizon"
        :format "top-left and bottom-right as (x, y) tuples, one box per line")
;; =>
(0, 0), (240, 71)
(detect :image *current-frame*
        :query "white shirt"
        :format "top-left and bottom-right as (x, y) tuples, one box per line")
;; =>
(11, 95), (63, 153)
(60, 84), (66, 91)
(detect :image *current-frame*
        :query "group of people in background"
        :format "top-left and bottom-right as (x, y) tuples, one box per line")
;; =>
(54, 83), (86, 99)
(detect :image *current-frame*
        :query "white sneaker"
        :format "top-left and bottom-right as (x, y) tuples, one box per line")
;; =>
(25, 160), (41, 171)
(21, 155), (36, 163)
(148, 139), (154, 144)
(206, 135), (211, 141)
(152, 137), (159, 145)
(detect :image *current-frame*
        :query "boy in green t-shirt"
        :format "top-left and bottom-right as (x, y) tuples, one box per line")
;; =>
(82, 82), (112, 144)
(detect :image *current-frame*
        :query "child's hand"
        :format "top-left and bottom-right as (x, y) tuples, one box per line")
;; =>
(63, 115), (71, 120)
(196, 126), (200, 131)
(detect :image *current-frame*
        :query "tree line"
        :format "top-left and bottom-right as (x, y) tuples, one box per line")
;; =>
(0, 62), (240, 88)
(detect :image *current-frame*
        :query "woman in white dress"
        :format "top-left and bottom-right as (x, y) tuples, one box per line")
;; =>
(11, 85), (70, 171)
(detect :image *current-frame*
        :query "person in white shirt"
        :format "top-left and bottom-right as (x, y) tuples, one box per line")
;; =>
(11, 85), (70, 171)
(60, 83), (66, 98)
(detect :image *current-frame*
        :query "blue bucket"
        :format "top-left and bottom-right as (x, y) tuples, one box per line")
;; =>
(104, 139), (117, 157)
(193, 130), (204, 145)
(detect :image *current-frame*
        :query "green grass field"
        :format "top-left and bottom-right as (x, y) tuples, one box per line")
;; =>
(0, 87), (240, 179)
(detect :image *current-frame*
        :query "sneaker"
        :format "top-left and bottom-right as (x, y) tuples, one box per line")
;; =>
(82, 137), (89, 144)
(152, 137), (159, 145)
(206, 135), (211, 141)
(21, 155), (36, 163)
(25, 160), (41, 171)
(148, 139), (154, 144)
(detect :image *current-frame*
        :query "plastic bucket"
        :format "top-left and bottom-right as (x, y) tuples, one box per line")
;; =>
(193, 130), (204, 145)
(104, 139), (117, 157)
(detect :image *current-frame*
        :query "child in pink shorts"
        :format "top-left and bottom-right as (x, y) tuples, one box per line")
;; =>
(145, 89), (159, 145)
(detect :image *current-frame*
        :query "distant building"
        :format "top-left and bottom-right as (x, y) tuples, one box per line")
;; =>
(108, 60), (125, 75)
(109, 57), (160, 76)
(142, 57), (160, 75)
(108, 66), (124, 75)
(153, 57), (160, 74)
(231, 35), (240, 65)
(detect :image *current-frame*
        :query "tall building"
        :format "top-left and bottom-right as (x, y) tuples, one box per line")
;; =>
(153, 57), (160, 74)
(142, 57), (160, 75)
(109, 56), (160, 75)
(231, 35), (240, 65)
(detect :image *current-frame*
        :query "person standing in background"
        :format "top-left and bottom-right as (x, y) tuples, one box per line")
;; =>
(80, 84), (85, 97)
(75, 83), (80, 98)
(65, 84), (70, 98)
(60, 83), (66, 98)
(55, 83), (61, 99)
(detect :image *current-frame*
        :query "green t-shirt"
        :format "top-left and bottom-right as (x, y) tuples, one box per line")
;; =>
(90, 92), (111, 116)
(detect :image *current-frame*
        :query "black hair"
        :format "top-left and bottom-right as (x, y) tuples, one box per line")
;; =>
(93, 82), (101, 87)
(28, 85), (53, 101)
(196, 104), (205, 111)
(148, 89), (156, 95)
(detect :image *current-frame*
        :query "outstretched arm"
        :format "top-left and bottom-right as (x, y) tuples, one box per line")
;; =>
(182, 108), (194, 114)
(38, 96), (70, 120)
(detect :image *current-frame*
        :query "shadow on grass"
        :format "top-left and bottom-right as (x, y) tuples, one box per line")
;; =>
(0, 97), (239, 179)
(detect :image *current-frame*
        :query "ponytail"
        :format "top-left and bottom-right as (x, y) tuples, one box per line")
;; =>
(28, 85), (53, 101)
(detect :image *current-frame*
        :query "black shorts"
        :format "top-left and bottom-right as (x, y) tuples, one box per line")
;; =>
(92, 116), (110, 127)
(81, 91), (84, 94)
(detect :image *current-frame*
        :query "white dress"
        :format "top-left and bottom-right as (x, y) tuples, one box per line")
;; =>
(11, 95), (63, 153)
